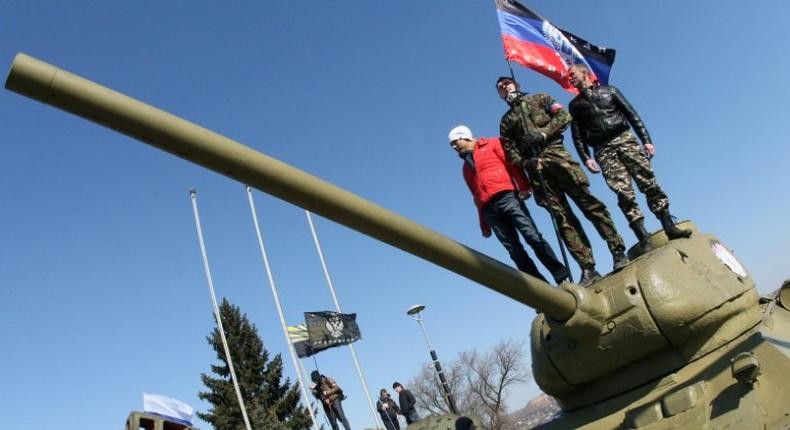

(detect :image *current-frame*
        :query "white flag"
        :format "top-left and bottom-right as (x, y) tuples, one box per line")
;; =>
(143, 393), (194, 425)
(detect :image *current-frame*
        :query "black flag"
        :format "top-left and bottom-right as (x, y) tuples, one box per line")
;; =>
(304, 311), (361, 354)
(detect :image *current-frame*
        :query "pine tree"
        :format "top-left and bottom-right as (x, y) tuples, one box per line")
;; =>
(198, 298), (312, 430)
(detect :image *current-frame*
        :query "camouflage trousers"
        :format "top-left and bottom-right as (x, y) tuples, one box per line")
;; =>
(528, 146), (625, 269)
(595, 131), (669, 224)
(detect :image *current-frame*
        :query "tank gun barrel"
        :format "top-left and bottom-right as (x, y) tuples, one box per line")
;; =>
(5, 53), (576, 320)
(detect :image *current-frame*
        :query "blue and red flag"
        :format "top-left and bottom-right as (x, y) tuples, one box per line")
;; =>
(495, 0), (616, 93)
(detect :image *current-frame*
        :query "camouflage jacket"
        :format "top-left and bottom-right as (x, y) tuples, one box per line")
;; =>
(317, 377), (343, 404)
(499, 92), (571, 168)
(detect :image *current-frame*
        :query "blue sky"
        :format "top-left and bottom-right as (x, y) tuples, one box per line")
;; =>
(1, 1), (788, 429)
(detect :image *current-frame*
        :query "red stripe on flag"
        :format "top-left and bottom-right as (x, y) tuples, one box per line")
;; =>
(502, 35), (577, 93)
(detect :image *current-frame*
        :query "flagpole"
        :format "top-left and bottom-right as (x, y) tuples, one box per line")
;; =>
(189, 190), (254, 430)
(305, 211), (384, 429)
(506, 61), (574, 282)
(507, 59), (516, 82)
(245, 187), (320, 429)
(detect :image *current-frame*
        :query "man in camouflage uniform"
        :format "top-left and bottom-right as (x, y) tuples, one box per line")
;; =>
(496, 76), (628, 285)
(567, 64), (691, 244)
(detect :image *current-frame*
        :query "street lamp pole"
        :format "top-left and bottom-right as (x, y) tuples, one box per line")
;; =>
(407, 304), (459, 415)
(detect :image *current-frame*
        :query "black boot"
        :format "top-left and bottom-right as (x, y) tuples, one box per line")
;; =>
(630, 219), (654, 253)
(658, 211), (691, 240)
(630, 219), (650, 241)
(579, 268), (601, 287)
(612, 248), (629, 270)
(552, 266), (570, 285)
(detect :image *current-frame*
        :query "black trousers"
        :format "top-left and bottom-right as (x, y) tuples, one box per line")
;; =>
(324, 399), (351, 430)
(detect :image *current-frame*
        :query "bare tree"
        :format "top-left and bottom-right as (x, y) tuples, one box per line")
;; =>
(461, 340), (530, 430)
(407, 339), (530, 430)
(408, 359), (480, 416)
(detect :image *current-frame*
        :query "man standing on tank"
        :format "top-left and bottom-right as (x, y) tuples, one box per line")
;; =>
(448, 124), (568, 284)
(496, 76), (628, 285)
(567, 64), (691, 245)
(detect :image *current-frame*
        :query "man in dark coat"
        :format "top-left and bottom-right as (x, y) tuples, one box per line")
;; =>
(377, 388), (401, 430)
(392, 381), (420, 424)
(567, 64), (691, 244)
(310, 370), (351, 430)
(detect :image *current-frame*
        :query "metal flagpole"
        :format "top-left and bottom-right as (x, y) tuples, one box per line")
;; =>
(189, 189), (254, 430)
(245, 187), (319, 429)
(382, 403), (398, 430)
(506, 62), (574, 282)
(305, 211), (384, 429)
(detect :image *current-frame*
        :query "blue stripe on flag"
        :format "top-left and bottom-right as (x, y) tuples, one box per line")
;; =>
(497, 10), (552, 48)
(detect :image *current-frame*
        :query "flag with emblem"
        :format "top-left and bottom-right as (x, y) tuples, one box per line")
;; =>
(495, 0), (616, 93)
(304, 311), (361, 354)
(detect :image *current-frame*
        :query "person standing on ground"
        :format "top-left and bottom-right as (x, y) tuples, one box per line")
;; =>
(310, 370), (351, 430)
(377, 388), (401, 430)
(392, 382), (420, 425)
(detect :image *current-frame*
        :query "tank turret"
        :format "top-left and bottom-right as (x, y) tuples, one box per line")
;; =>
(125, 411), (196, 430)
(6, 54), (790, 429)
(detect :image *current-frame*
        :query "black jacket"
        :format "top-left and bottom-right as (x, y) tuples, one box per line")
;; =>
(569, 84), (652, 161)
(398, 389), (417, 415)
(377, 396), (400, 420)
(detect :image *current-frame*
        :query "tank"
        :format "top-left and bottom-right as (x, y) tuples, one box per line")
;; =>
(125, 411), (196, 430)
(6, 53), (790, 430)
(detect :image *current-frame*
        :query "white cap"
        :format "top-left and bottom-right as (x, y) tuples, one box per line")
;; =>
(448, 125), (473, 143)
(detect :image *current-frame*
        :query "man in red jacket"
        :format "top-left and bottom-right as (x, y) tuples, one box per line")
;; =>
(449, 125), (568, 284)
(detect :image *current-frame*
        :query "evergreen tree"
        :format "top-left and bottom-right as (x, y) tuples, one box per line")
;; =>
(198, 298), (312, 430)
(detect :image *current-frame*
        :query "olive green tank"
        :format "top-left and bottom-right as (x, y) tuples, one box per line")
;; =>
(6, 54), (790, 430)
